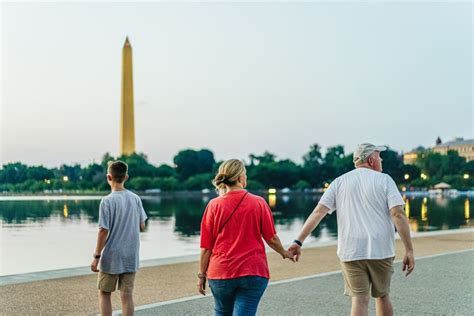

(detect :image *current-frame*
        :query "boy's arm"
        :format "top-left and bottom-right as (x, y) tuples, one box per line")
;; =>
(138, 198), (147, 232)
(90, 228), (108, 272)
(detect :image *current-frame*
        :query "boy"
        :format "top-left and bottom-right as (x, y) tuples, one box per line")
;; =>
(90, 160), (147, 316)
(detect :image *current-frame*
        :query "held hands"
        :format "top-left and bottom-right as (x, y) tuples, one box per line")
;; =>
(281, 250), (295, 262)
(90, 258), (99, 272)
(288, 243), (302, 262)
(402, 251), (415, 276)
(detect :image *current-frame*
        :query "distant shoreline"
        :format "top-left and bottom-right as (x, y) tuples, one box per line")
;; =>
(0, 190), (324, 200)
(1, 189), (473, 199)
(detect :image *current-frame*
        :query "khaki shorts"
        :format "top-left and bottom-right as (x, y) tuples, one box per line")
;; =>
(340, 257), (394, 298)
(97, 272), (136, 293)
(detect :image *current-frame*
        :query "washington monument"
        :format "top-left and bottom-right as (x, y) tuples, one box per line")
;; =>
(120, 36), (135, 156)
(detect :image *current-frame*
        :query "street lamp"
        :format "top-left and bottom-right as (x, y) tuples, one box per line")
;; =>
(464, 174), (470, 180)
(63, 176), (69, 182)
(420, 173), (427, 180)
(404, 174), (410, 180)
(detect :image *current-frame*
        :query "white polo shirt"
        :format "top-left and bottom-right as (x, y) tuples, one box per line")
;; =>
(319, 168), (405, 262)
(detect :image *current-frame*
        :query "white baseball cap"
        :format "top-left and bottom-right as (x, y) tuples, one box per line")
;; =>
(353, 143), (387, 163)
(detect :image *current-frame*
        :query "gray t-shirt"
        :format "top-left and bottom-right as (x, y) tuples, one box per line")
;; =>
(98, 190), (147, 274)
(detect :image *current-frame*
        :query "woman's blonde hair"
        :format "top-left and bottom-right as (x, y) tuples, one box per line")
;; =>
(212, 159), (246, 195)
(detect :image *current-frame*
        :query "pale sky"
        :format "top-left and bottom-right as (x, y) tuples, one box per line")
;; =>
(1, 1), (472, 167)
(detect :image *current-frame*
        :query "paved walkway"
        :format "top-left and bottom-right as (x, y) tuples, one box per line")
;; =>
(134, 249), (474, 315)
(0, 230), (472, 315)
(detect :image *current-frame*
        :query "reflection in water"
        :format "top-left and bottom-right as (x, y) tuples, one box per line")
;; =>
(63, 204), (69, 218)
(0, 195), (472, 238)
(435, 196), (448, 207)
(465, 198), (470, 221)
(404, 197), (419, 232)
(404, 196), (410, 218)
(1, 194), (473, 275)
(322, 183), (330, 193)
(268, 194), (277, 208)
(409, 219), (419, 232)
(421, 197), (428, 222)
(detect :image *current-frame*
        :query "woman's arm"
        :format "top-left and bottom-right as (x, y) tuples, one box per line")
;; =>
(199, 248), (212, 275)
(197, 248), (212, 295)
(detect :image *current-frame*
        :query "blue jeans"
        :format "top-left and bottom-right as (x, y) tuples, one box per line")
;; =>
(208, 276), (269, 316)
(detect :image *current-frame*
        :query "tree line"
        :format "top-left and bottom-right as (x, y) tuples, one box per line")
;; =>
(0, 144), (472, 193)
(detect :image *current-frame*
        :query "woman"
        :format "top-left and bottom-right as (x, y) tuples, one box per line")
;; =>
(197, 159), (294, 316)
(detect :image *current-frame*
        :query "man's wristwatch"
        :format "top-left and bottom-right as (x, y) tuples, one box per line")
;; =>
(293, 239), (303, 247)
(93, 253), (101, 259)
(197, 272), (207, 279)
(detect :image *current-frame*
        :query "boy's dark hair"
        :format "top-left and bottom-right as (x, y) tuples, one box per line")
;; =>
(107, 160), (128, 183)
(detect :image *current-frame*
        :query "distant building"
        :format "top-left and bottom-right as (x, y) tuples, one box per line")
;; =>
(403, 146), (426, 165)
(432, 138), (474, 162)
(403, 137), (474, 165)
(403, 151), (419, 165)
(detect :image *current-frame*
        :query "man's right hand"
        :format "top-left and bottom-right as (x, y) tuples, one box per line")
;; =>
(288, 243), (302, 262)
(402, 251), (415, 276)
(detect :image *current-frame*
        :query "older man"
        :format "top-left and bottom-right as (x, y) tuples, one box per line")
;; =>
(289, 143), (414, 316)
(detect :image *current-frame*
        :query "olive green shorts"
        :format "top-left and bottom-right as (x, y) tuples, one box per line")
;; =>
(97, 272), (136, 293)
(340, 257), (394, 298)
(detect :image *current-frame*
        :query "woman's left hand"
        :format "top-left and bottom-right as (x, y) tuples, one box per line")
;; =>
(282, 250), (295, 262)
(197, 275), (207, 295)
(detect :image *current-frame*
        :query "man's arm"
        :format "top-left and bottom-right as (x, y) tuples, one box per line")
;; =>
(288, 203), (330, 261)
(265, 235), (295, 261)
(90, 228), (108, 272)
(140, 222), (146, 232)
(390, 205), (415, 276)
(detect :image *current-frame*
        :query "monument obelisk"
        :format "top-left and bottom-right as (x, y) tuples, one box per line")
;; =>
(120, 36), (136, 156)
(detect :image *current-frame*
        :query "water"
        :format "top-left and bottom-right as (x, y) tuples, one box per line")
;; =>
(0, 193), (472, 276)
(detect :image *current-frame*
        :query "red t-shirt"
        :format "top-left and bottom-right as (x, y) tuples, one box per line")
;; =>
(200, 190), (277, 280)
